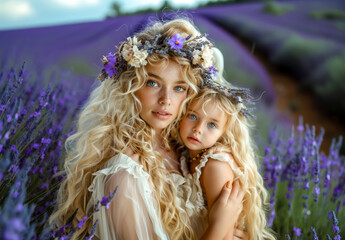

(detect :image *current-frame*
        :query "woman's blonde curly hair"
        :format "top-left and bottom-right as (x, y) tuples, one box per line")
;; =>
(49, 18), (206, 239)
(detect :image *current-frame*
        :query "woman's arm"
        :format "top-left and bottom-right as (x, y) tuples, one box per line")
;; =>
(201, 156), (242, 240)
(200, 180), (244, 240)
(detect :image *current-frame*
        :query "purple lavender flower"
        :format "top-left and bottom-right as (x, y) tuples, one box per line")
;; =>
(208, 66), (217, 77)
(334, 235), (341, 240)
(101, 196), (111, 209)
(293, 227), (301, 236)
(311, 226), (319, 240)
(168, 34), (185, 50)
(104, 52), (117, 78)
(77, 216), (88, 229)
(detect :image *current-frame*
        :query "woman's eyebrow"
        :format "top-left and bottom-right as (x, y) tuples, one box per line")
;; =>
(148, 73), (162, 80)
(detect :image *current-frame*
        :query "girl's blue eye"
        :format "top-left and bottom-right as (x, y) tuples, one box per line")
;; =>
(175, 86), (186, 92)
(147, 80), (157, 87)
(208, 122), (216, 129)
(188, 114), (197, 120)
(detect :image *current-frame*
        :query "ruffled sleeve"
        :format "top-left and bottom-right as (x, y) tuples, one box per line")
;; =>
(87, 153), (169, 240)
(195, 151), (243, 183)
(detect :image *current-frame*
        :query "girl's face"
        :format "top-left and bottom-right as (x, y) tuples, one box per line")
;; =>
(135, 60), (189, 133)
(180, 100), (227, 154)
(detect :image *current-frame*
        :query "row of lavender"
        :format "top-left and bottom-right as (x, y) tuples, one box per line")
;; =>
(199, 0), (345, 119)
(0, 63), (94, 239)
(263, 118), (344, 238)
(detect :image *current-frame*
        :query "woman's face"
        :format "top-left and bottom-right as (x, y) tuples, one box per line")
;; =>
(135, 60), (189, 133)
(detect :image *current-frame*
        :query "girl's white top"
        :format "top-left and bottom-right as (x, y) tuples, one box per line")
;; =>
(87, 153), (187, 240)
(179, 151), (243, 239)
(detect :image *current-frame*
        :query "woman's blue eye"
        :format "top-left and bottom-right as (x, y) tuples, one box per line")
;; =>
(147, 80), (157, 87)
(188, 114), (197, 120)
(175, 86), (186, 92)
(208, 122), (216, 129)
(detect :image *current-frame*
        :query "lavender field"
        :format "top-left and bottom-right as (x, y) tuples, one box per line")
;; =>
(199, 0), (345, 120)
(0, 0), (344, 239)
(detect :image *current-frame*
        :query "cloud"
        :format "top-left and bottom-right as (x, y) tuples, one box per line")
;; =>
(53, 0), (100, 8)
(0, 1), (34, 20)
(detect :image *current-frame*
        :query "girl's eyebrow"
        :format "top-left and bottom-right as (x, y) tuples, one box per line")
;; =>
(209, 118), (219, 123)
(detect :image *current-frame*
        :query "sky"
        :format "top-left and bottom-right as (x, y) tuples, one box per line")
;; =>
(0, 0), (202, 31)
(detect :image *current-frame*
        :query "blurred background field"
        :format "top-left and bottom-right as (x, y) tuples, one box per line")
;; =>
(0, 0), (344, 239)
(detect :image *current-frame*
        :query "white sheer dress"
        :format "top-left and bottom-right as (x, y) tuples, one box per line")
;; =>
(87, 153), (187, 240)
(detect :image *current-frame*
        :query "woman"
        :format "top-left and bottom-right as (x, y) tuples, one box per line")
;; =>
(50, 18), (246, 239)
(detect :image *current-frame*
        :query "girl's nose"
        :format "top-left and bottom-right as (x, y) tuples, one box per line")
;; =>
(192, 124), (202, 135)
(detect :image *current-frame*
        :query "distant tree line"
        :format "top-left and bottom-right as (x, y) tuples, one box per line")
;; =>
(106, 0), (263, 18)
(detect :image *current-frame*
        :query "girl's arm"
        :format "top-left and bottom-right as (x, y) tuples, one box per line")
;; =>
(201, 156), (241, 240)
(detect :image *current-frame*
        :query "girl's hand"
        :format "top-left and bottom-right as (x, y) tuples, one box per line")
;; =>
(207, 181), (244, 239)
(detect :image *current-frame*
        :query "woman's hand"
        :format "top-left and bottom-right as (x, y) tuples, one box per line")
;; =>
(233, 229), (249, 240)
(205, 180), (244, 240)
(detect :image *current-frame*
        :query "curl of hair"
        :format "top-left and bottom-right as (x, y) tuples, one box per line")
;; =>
(172, 87), (276, 240)
(50, 18), (206, 240)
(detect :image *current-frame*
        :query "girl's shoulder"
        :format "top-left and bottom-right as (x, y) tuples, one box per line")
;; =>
(197, 151), (243, 182)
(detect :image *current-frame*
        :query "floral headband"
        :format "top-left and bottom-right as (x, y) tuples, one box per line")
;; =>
(99, 33), (215, 81)
(99, 33), (254, 118)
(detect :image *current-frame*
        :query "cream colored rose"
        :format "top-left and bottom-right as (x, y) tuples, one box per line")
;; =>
(201, 46), (214, 68)
(129, 46), (148, 68)
(122, 44), (133, 62)
(192, 49), (202, 65)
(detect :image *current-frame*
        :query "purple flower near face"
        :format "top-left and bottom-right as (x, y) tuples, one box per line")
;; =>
(293, 227), (301, 236)
(104, 53), (117, 78)
(168, 34), (185, 50)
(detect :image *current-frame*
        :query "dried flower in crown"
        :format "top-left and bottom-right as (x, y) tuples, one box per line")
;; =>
(99, 33), (255, 118)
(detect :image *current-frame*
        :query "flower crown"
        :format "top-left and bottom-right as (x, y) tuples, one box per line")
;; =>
(99, 33), (255, 118)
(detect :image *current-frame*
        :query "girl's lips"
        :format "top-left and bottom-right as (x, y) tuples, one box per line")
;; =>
(152, 111), (172, 120)
(187, 136), (200, 144)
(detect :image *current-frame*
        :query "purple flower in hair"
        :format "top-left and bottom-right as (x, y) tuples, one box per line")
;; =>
(168, 34), (185, 50)
(104, 52), (117, 78)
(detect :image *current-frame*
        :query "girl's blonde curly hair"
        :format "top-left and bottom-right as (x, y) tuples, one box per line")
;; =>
(172, 86), (276, 240)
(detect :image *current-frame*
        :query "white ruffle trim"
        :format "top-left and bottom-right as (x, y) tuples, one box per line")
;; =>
(88, 153), (151, 194)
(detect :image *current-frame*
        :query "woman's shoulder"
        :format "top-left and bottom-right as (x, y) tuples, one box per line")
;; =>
(96, 152), (149, 179)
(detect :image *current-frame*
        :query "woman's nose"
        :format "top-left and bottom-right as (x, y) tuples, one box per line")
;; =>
(158, 88), (171, 106)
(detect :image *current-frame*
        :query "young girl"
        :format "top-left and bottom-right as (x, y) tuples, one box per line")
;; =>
(49, 18), (247, 240)
(175, 83), (276, 240)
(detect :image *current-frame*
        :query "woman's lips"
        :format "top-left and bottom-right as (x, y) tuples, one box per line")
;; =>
(153, 111), (172, 120)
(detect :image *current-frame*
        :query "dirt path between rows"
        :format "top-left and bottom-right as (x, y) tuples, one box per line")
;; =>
(245, 42), (345, 154)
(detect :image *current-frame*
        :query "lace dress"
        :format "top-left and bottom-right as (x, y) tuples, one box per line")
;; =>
(87, 153), (187, 240)
(179, 151), (243, 238)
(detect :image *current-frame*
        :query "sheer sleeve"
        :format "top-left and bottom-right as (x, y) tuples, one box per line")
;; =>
(87, 153), (169, 240)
